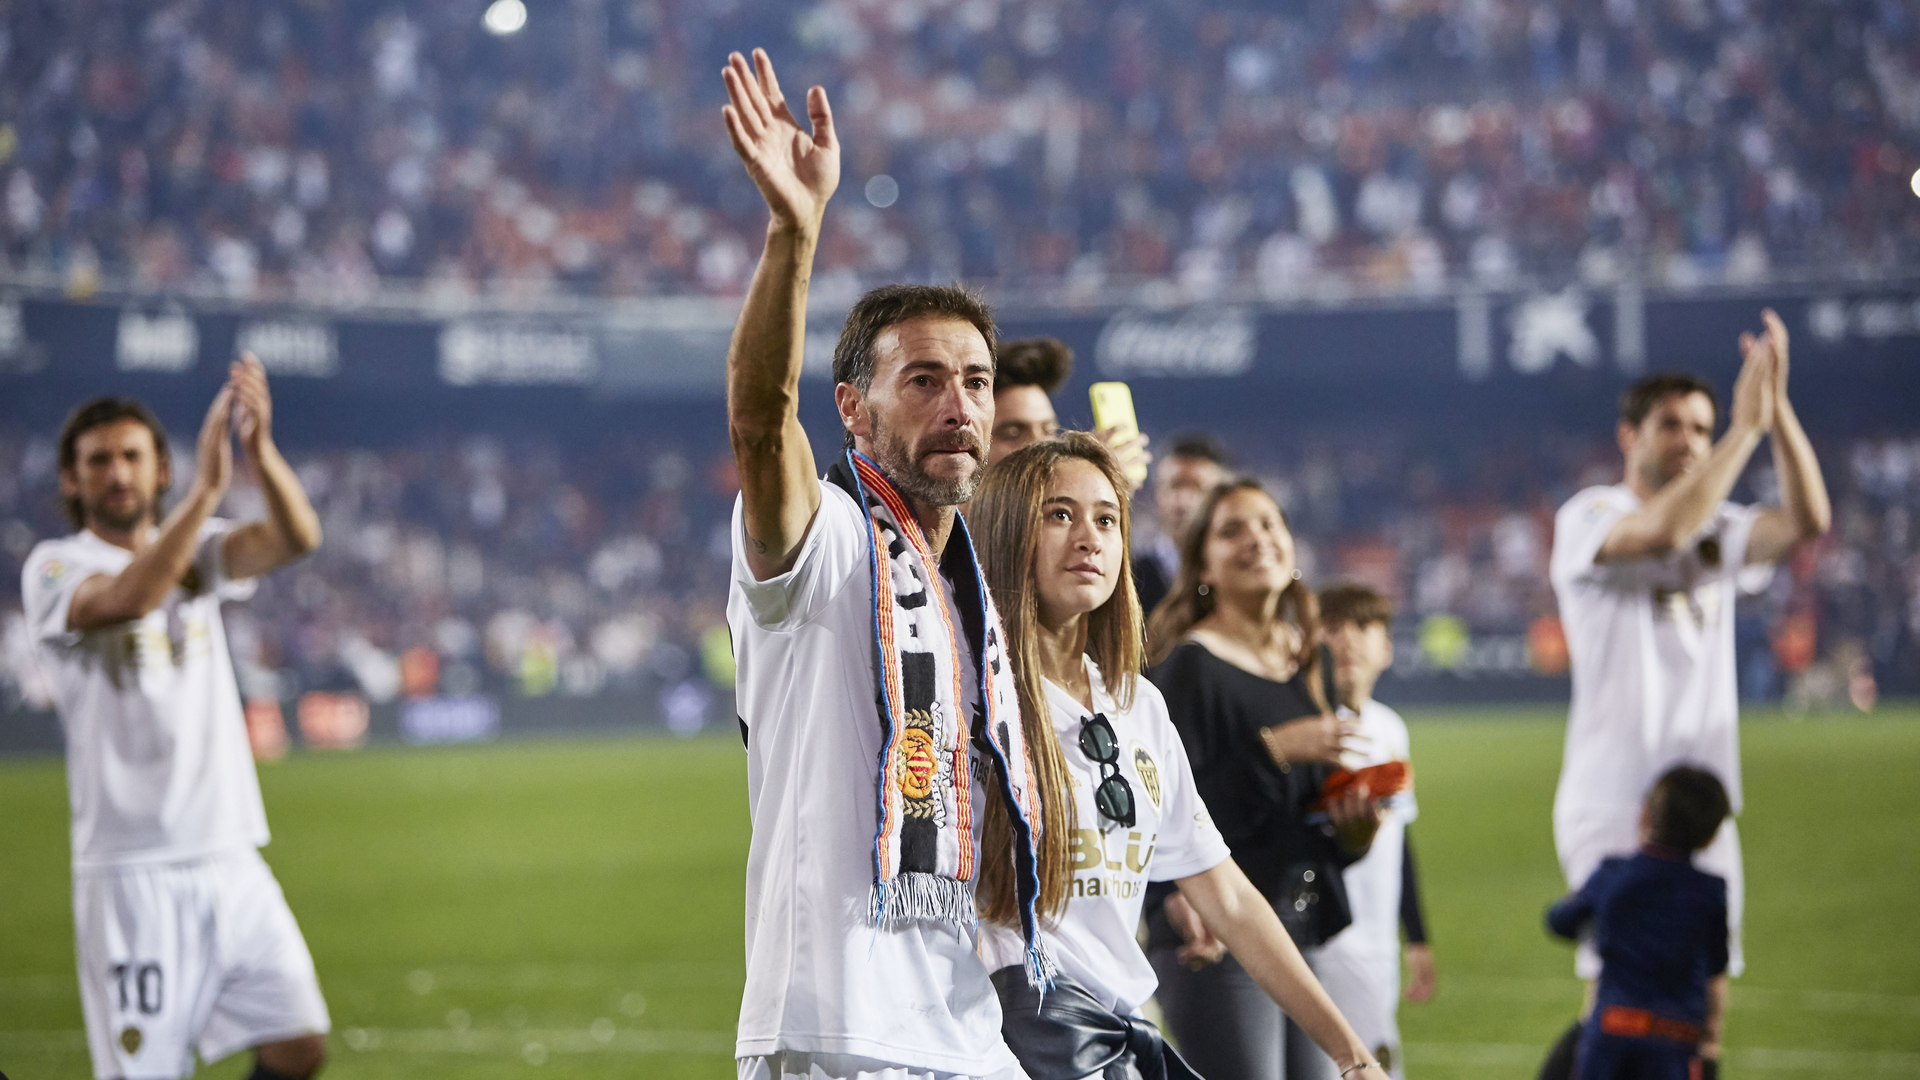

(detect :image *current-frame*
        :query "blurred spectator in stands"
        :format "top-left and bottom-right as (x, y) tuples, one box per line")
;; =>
(1, 0), (1916, 302)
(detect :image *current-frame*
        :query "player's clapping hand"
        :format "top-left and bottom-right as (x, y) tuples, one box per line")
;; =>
(721, 49), (839, 233)
(1260, 712), (1366, 767)
(1730, 317), (1776, 435)
(229, 353), (275, 457)
(193, 384), (235, 498)
(1760, 306), (1791, 418)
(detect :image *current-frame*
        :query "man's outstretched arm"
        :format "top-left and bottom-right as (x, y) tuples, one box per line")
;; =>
(1746, 309), (1831, 565)
(1598, 329), (1774, 562)
(722, 49), (840, 581)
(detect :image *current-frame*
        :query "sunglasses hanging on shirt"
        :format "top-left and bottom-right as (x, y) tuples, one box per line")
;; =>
(1078, 712), (1137, 829)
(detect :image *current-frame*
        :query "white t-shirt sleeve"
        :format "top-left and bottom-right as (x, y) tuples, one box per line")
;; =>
(1716, 502), (1764, 574)
(730, 480), (865, 632)
(199, 518), (258, 601)
(21, 541), (106, 646)
(1550, 486), (1633, 591)
(1139, 683), (1232, 882)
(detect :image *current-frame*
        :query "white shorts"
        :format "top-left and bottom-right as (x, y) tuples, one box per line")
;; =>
(1313, 943), (1403, 1079)
(73, 849), (330, 1079)
(737, 1051), (1030, 1080)
(1554, 810), (1744, 980)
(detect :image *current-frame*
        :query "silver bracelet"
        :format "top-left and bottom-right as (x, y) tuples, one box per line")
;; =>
(1339, 1064), (1380, 1078)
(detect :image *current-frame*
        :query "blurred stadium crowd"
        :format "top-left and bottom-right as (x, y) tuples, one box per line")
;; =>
(2, 0), (1919, 304)
(4, 422), (1915, 717)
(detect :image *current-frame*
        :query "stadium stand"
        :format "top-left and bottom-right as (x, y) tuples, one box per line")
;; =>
(5, 420), (1914, 719)
(1, 0), (1918, 303)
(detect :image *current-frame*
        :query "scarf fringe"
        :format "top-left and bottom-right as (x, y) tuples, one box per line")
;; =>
(1025, 938), (1059, 993)
(870, 872), (976, 930)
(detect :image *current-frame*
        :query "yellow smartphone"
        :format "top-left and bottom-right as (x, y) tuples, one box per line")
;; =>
(1089, 381), (1149, 485)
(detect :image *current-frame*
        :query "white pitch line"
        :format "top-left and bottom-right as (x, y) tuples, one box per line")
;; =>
(0, 1027), (733, 1057)
(3, 1030), (1914, 1070)
(9, 965), (1916, 1018)
(1405, 1043), (1920, 1073)
(1423, 976), (1920, 1017)
(339, 1026), (735, 1055)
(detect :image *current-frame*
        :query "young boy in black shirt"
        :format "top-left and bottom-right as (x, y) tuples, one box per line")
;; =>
(1547, 766), (1731, 1080)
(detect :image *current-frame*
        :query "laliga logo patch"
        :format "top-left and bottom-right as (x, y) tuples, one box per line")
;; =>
(1131, 743), (1162, 809)
(120, 1026), (143, 1054)
(41, 559), (65, 588)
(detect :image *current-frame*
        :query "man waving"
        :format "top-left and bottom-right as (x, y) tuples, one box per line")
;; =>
(719, 50), (1053, 1080)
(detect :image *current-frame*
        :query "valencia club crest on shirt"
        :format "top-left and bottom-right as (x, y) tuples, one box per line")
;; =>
(1130, 742), (1162, 809)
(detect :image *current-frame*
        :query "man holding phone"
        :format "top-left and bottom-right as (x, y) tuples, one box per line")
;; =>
(984, 337), (1150, 484)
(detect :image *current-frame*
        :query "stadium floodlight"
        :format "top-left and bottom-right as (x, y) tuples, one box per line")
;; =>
(865, 174), (899, 208)
(1911, 167), (1920, 199)
(483, 0), (528, 36)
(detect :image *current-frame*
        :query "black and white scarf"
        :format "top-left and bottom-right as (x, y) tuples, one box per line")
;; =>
(828, 449), (1055, 989)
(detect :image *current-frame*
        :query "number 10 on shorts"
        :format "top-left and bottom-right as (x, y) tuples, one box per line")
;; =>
(110, 962), (163, 1014)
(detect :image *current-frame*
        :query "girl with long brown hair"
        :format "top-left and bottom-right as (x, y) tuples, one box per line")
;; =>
(973, 435), (1381, 1080)
(1142, 477), (1389, 1080)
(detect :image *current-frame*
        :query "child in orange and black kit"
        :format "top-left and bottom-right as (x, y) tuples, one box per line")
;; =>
(1546, 766), (1730, 1080)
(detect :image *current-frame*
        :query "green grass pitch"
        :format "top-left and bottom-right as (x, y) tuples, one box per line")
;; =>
(2, 707), (1916, 1079)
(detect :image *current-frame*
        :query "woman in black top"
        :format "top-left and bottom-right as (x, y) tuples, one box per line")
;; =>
(1144, 478), (1385, 1080)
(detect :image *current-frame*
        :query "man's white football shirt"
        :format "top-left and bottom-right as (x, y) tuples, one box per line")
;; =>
(1550, 484), (1760, 827)
(728, 480), (1015, 1076)
(979, 656), (1230, 1017)
(21, 521), (266, 871)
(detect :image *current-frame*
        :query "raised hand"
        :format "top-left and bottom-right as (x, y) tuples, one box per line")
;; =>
(1096, 425), (1151, 493)
(229, 353), (274, 457)
(1761, 307), (1791, 419)
(1730, 324), (1776, 435)
(195, 386), (235, 496)
(721, 49), (839, 232)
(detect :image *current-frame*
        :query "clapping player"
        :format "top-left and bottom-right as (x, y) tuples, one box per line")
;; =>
(22, 356), (327, 1080)
(1541, 310), (1829, 1075)
(983, 336), (1151, 483)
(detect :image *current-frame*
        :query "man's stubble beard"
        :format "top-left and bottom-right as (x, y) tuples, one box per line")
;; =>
(84, 493), (154, 534)
(1638, 452), (1694, 495)
(867, 409), (983, 508)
